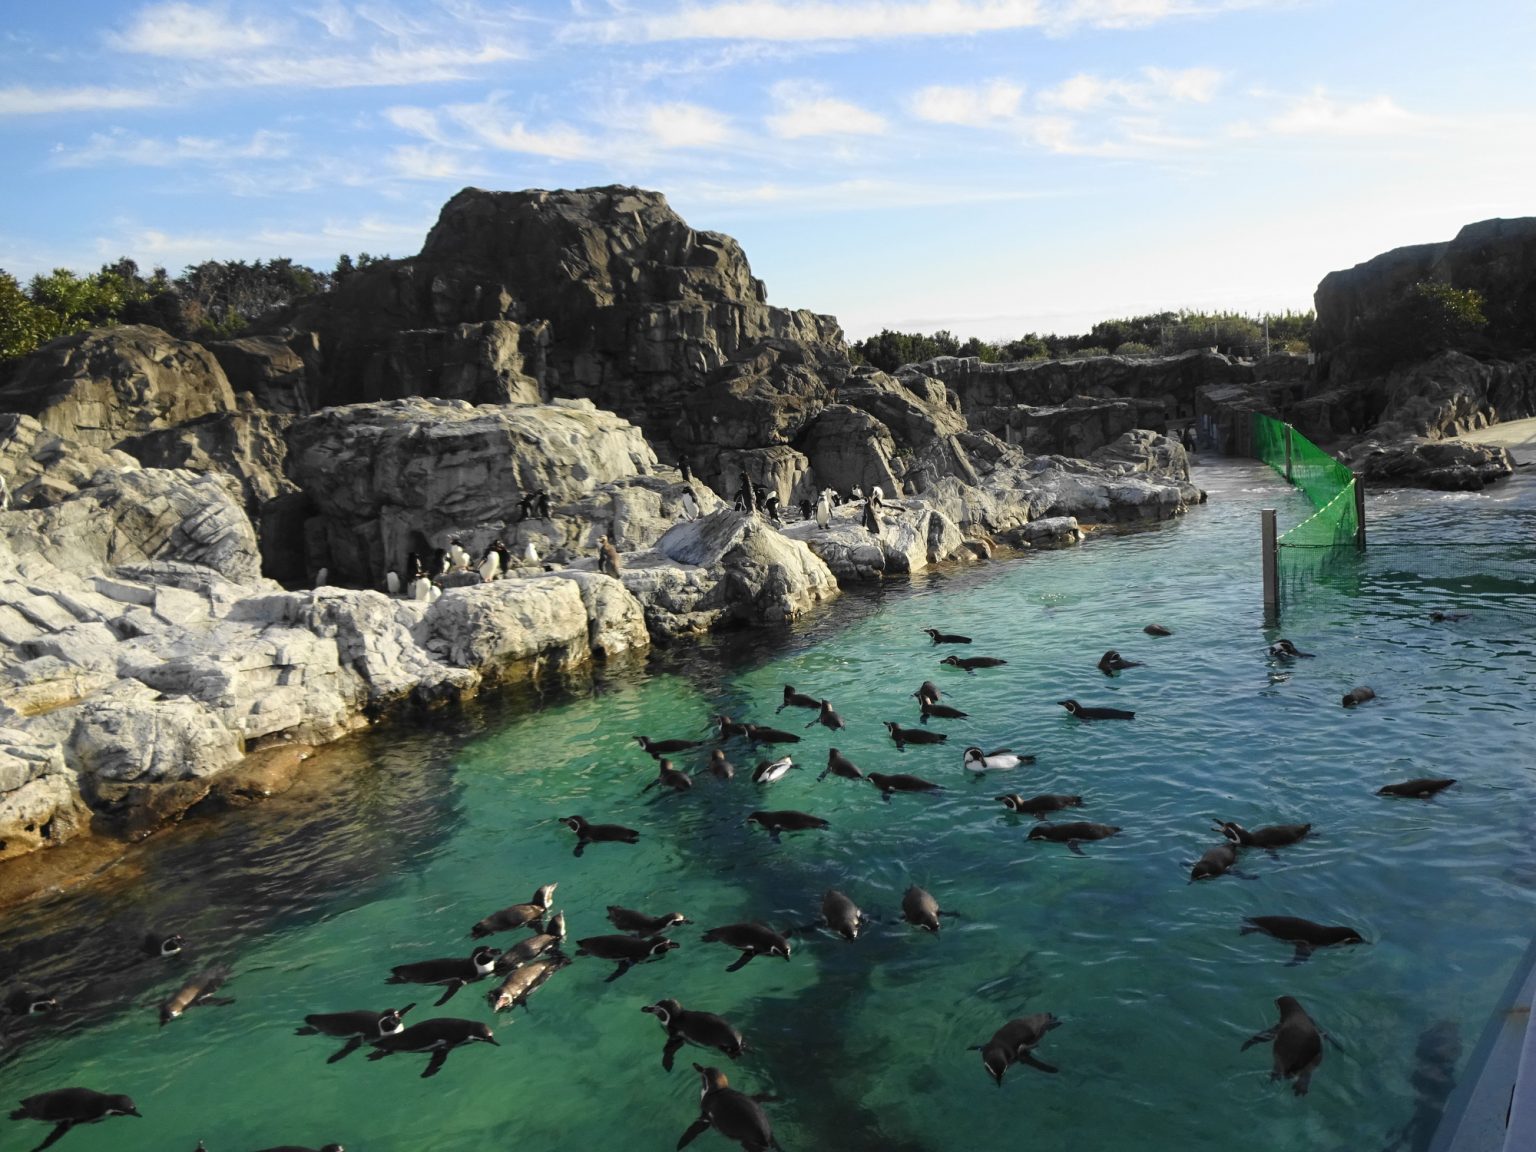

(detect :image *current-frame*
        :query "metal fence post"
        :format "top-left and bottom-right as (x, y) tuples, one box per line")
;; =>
(1283, 424), (1293, 484)
(1353, 472), (1366, 548)
(1262, 509), (1279, 624)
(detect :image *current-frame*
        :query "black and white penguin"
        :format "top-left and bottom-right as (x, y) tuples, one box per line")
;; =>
(676, 1064), (777, 1152)
(1097, 649), (1142, 674)
(9, 1089), (141, 1146)
(819, 748), (862, 781)
(159, 964), (235, 1026)
(708, 749), (735, 780)
(940, 654), (1007, 673)
(920, 700), (968, 724)
(1239, 916), (1365, 964)
(884, 721), (947, 750)
(597, 535), (623, 578)
(996, 793), (1083, 819)
(805, 699), (845, 731)
(634, 734), (705, 757)
(861, 499), (880, 535)
(677, 453), (693, 484)
(643, 759), (694, 794)
(922, 628), (972, 645)
(1027, 821), (1122, 856)
(1241, 995), (1330, 1096)
(3, 990), (60, 1017)
(641, 1000), (746, 1071)
(1190, 841), (1241, 881)
(901, 885), (948, 932)
(763, 493), (782, 524)
(1057, 699), (1135, 721)
(1377, 777), (1456, 799)
(495, 911), (566, 972)
(574, 934), (679, 982)
(972, 1014), (1062, 1086)
(366, 1017), (498, 1078)
(798, 498), (813, 521)
(558, 815), (640, 857)
(777, 685), (821, 713)
(866, 771), (943, 800)
(1268, 638), (1315, 659)
(142, 931), (184, 958)
(962, 747), (1032, 773)
(750, 757), (796, 784)
(700, 922), (791, 971)
(1216, 820), (1311, 848)
(820, 889), (867, 941)
(296, 1004), (416, 1064)
(469, 885), (558, 938)
(743, 723), (801, 746)
(607, 907), (692, 936)
(492, 540), (513, 575)
(487, 953), (571, 1013)
(536, 491), (551, 519)
(1342, 686), (1376, 707)
(385, 947), (499, 1006)
(814, 490), (831, 529)
(746, 809), (828, 841)
(517, 493), (536, 522)
(405, 551), (425, 579)
(478, 550), (501, 582)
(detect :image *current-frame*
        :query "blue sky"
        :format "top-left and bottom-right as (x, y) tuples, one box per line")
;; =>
(2, 1), (1532, 340)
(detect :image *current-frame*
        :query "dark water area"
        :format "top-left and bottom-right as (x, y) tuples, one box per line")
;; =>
(2, 459), (1534, 1152)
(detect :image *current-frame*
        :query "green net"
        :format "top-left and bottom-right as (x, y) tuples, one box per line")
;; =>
(1252, 413), (1360, 601)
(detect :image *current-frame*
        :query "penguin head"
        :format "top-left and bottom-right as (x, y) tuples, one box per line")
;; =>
(1274, 995), (1306, 1017)
(147, 932), (185, 956)
(642, 999), (681, 1026)
(379, 1005), (414, 1035)
(105, 1095), (142, 1118)
(647, 938), (681, 957)
(533, 883), (558, 908)
(995, 795), (1023, 811)
(1026, 825), (1050, 841)
(660, 912), (692, 929)
(963, 747), (985, 766)
(1057, 699), (1081, 714)
(769, 940), (791, 961)
(979, 1044), (1010, 1087)
(1190, 860), (1221, 881)
(940, 655), (959, 666)
(694, 1064), (730, 1096)
(559, 815), (587, 832)
(27, 994), (60, 1014)
(469, 1022), (499, 1045)
(1216, 821), (1245, 844)
(549, 911), (567, 939)
(470, 946), (500, 973)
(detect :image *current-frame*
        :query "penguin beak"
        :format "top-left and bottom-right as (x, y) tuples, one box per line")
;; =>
(127, 1109), (143, 1118)
(484, 1034), (501, 1046)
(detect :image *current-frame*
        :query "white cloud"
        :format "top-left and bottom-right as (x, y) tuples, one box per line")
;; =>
(0, 85), (164, 117)
(1266, 89), (1428, 137)
(910, 79), (1025, 126)
(1039, 65), (1222, 110)
(765, 81), (885, 138)
(437, 98), (597, 159)
(643, 102), (733, 149)
(385, 145), (485, 181)
(115, 1), (280, 58)
(51, 128), (291, 168)
(206, 42), (524, 89)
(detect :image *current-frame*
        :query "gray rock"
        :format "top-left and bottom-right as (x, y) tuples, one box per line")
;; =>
(1354, 439), (1514, 490)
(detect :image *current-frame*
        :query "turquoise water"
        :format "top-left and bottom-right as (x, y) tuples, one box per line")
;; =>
(3, 459), (1535, 1152)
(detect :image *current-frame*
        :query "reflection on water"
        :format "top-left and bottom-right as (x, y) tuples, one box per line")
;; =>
(2, 461), (1534, 1151)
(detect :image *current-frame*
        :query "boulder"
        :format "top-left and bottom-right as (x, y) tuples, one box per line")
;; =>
(0, 727), (87, 862)
(1353, 439), (1514, 491)
(798, 406), (901, 497)
(117, 405), (298, 520)
(208, 334), (313, 414)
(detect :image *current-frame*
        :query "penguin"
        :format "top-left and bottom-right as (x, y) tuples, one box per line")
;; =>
(478, 550), (501, 582)
(1190, 841), (1240, 881)
(384, 570), (401, 596)
(681, 489), (700, 521)
(996, 793), (1083, 819)
(597, 535), (623, 578)
(814, 490), (831, 529)
(913, 680), (942, 705)
(923, 628), (972, 644)
(805, 699), (845, 731)
(405, 551), (425, 579)
(142, 931), (184, 958)
(313, 567), (328, 589)
(574, 934), (679, 982)
(764, 493), (782, 525)
(1429, 610), (1469, 623)
(431, 548), (448, 575)
(1377, 777), (1456, 799)
(1239, 916), (1366, 965)
(641, 1000), (746, 1071)
(751, 757), (797, 784)
(1268, 639), (1315, 659)
(677, 453), (693, 484)
(469, 884), (557, 938)
(487, 953), (570, 1013)
(746, 810), (828, 841)
(492, 540), (513, 575)
(496, 911), (567, 973)
(715, 714), (751, 739)
(366, 1017), (498, 1078)
(1241, 995), (1329, 1096)
(860, 499), (881, 535)
(798, 498), (813, 521)
(1216, 821), (1311, 849)
(9, 1089), (140, 1148)
(1144, 623), (1173, 636)
(820, 889), (868, 941)
(940, 654), (1007, 673)
(1057, 699), (1135, 721)
(523, 540), (539, 564)
(676, 1064), (779, 1152)
(776, 685), (821, 713)
(1027, 821), (1122, 856)
(962, 747), (1032, 773)
(708, 749), (736, 780)
(866, 772), (942, 800)
(920, 700), (968, 724)
(517, 493), (536, 522)
(851, 485), (864, 501)
(559, 815), (640, 857)
(819, 748), (862, 782)
(535, 491), (551, 519)
(700, 923), (791, 971)
(972, 1014), (1062, 1086)
(385, 947), (499, 1006)
(410, 576), (432, 602)
(743, 723), (800, 746)
(159, 964), (235, 1026)
(901, 885), (949, 932)
(643, 759), (694, 794)
(296, 1003), (416, 1064)
(884, 721), (947, 751)
(426, 584), (442, 604)
(634, 735), (705, 758)
(607, 907), (692, 936)
(870, 485), (884, 506)
(3, 990), (60, 1017)
(1097, 650), (1142, 674)
(737, 471), (757, 514)
(447, 539), (469, 570)
(1342, 686), (1376, 707)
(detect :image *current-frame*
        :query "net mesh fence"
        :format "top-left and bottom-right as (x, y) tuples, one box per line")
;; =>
(1252, 413), (1360, 599)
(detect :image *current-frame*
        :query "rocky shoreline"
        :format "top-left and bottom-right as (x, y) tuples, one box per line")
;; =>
(1, 186), (1530, 877)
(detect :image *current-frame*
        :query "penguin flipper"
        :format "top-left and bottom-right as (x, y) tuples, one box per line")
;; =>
(1019, 1052), (1059, 1074)
(661, 1036), (684, 1072)
(434, 981), (464, 1007)
(1284, 943), (1314, 968)
(201, 996), (235, 1008)
(677, 1119), (712, 1150)
(604, 961), (633, 984)
(1067, 840), (1087, 857)
(365, 1048), (391, 1061)
(421, 1048), (450, 1079)
(327, 1036), (364, 1063)
(295, 1025), (320, 1035)
(725, 953), (755, 973)
(30, 1122), (74, 1152)
(572, 841), (587, 858)
(1240, 1028), (1277, 1052)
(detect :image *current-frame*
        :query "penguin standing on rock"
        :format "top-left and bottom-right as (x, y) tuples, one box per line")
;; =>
(536, 491), (551, 520)
(597, 535), (622, 579)
(681, 489), (700, 521)
(814, 490), (831, 529)
(861, 498), (881, 535)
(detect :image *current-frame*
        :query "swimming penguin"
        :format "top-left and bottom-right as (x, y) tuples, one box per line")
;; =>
(962, 747), (1033, 773)
(750, 757), (797, 784)
(708, 749), (735, 780)
(1429, 610), (1469, 623)
(681, 489), (700, 521)
(972, 1014), (1062, 1086)
(676, 1064), (778, 1152)
(643, 759), (694, 794)
(715, 714), (751, 740)
(940, 654), (1007, 673)
(1190, 841), (1241, 881)
(386, 947), (499, 1006)
(1268, 639), (1315, 659)
(884, 721), (947, 751)
(9, 1088), (140, 1148)
(814, 490), (831, 529)
(819, 889), (868, 941)
(296, 1004), (416, 1064)
(1216, 820), (1311, 849)
(573, 934), (679, 982)
(642, 1000), (747, 1071)
(366, 1017), (498, 1078)
(597, 535), (623, 578)
(1027, 821), (1122, 856)
(1241, 995), (1331, 1096)
(1097, 650), (1142, 674)
(913, 680), (943, 704)
(488, 953), (571, 1013)
(478, 550), (501, 582)
(923, 628), (972, 644)
(743, 723), (801, 746)
(1057, 699), (1135, 721)
(1377, 777), (1457, 799)
(819, 748), (863, 781)
(634, 735), (706, 758)
(746, 810), (828, 841)
(495, 912), (566, 972)
(920, 700), (968, 724)
(607, 907), (692, 936)
(469, 884), (558, 938)
(1144, 624), (1173, 636)
(901, 885), (950, 932)
(159, 964), (235, 1026)
(559, 815), (640, 856)
(700, 923), (791, 971)
(142, 931), (184, 958)
(385, 570), (401, 596)
(996, 793), (1083, 819)
(1239, 916), (1365, 965)
(866, 772), (943, 800)
(805, 699), (845, 731)
(1342, 686), (1376, 707)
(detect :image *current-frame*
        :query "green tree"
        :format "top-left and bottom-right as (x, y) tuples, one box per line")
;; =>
(1353, 281), (1488, 368)
(0, 271), (60, 360)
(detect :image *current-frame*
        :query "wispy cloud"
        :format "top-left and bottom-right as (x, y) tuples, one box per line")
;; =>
(1264, 89), (1429, 137)
(205, 42), (524, 89)
(1038, 65), (1222, 110)
(51, 128), (291, 168)
(641, 102), (734, 149)
(114, 1), (281, 58)
(910, 79), (1026, 126)
(765, 80), (886, 138)
(0, 85), (164, 117)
